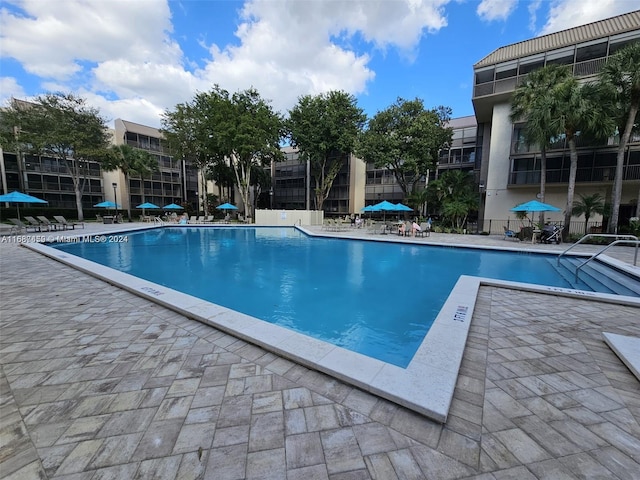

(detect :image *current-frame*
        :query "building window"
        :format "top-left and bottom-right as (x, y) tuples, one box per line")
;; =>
(576, 41), (607, 62)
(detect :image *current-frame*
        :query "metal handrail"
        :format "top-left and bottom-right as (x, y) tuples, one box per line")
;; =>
(557, 234), (638, 266)
(153, 216), (164, 226)
(574, 239), (640, 283)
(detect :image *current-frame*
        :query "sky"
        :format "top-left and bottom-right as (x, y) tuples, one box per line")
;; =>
(1, 0), (638, 130)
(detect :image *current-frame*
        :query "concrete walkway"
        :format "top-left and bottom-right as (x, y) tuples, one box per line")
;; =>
(1, 224), (639, 479)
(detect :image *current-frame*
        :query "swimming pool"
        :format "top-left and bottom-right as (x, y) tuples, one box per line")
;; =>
(49, 226), (635, 367)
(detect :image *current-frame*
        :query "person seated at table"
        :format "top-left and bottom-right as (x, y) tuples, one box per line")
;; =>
(178, 213), (188, 224)
(412, 221), (421, 236)
(355, 215), (362, 228)
(398, 222), (406, 236)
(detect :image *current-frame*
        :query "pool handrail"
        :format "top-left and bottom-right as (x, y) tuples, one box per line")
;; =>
(557, 233), (638, 267)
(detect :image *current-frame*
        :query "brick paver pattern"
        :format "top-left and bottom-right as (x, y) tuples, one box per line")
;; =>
(1, 236), (639, 479)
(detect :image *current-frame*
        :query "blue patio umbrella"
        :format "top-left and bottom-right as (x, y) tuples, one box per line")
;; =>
(136, 202), (160, 217)
(510, 200), (561, 213)
(216, 202), (238, 210)
(0, 191), (48, 221)
(394, 203), (413, 212)
(162, 203), (184, 210)
(94, 201), (121, 209)
(136, 202), (160, 209)
(369, 200), (401, 221)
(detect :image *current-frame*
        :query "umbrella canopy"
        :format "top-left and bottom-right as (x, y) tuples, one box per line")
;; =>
(510, 200), (561, 213)
(216, 203), (238, 210)
(361, 205), (376, 212)
(394, 203), (413, 212)
(163, 203), (184, 210)
(94, 201), (121, 208)
(0, 191), (48, 221)
(136, 202), (160, 209)
(371, 200), (398, 211)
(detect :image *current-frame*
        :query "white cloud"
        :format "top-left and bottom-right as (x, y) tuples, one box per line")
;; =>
(477, 0), (518, 22)
(539, 0), (639, 35)
(0, 0), (452, 127)
(0, 77), (26, 106)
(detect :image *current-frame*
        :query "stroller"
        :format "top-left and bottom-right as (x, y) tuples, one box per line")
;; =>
(540, 224), (562, 244)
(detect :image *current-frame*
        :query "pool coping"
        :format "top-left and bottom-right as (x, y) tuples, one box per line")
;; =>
(22, 226), (640, 423)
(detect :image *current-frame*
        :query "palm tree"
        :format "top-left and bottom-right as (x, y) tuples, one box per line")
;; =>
(104, 145), (159, 220)
(429, 170), (476, 230)
(510, 65), (572, 226)
(572, 193), (606, 235)
(546, 78), (615, 241)
(134, 150), (160, 208)
(598, 42), (640, 233)
(104, 144), (142, 220)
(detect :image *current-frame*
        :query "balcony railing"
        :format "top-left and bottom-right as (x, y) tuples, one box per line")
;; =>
(510, 164), (640, 185)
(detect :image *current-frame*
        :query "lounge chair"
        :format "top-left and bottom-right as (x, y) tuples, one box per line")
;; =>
(37, 216), (62, 231)
(9, 218), (39, 233)
(189, 216), (197, 224)
(24, 216), (48, 231)
(53, 215), (84, 230)
(503, 226), (518, 240)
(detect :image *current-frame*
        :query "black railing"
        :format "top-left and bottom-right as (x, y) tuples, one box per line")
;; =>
(510, 164), (640, 185)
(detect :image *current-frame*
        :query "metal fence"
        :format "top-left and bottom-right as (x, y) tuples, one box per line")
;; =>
(478, 219), (604, 237)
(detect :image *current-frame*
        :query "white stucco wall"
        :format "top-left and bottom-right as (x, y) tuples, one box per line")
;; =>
(254, 209), (324, 226)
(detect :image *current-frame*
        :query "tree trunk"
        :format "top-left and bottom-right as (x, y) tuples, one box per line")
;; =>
(125, 174), (132, 221)
(608, 103), (639, 233)
(563, 136), (578, 241)
(538, 147), (546, 227)
(75, 186), (84, 222)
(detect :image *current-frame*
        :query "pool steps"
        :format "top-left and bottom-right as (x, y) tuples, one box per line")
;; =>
(550, 257), (640, 296)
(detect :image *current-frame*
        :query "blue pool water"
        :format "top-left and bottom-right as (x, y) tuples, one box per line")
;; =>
(50, 227), (611, 367)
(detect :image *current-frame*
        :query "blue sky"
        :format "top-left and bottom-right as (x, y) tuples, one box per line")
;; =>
(1, 1), (638, 129)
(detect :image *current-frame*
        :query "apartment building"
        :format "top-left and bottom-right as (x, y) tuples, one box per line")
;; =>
(472, 10), (640, 226)
(109, 119), (199, 213)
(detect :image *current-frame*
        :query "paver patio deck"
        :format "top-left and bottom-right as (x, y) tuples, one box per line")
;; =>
(1, 224), (639, 479)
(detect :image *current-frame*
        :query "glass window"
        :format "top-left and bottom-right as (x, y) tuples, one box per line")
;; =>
(475, 68), (494, 84)
(519, 60), (544, 75)
(495, 62), (517, 80)
(576, 41), (607, 62)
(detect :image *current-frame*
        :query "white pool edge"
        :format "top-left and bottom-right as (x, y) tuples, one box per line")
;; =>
(22, 228), (640, 423)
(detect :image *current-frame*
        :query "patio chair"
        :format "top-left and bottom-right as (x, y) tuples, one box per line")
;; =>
(416, 222), (431, 238)
(53, 215), (84, 230)
(24, 216), (48, 231)
(9, 218), (39, 233)
(189, 216), (197, 224)
(37, 216), (62, 231)
(503, 226), (518, 240)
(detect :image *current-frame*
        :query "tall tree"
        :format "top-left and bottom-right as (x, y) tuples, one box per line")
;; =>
(227, 89), (284, 219)
(161, 101), (216, 213)
(287, 91), (366, 210)
(510, 65), (572, 226)
(357, 98), (452, 198)
(546, 78), (615, 240)
(1, 93), (111, 221)
(134, 149), (160, 213)
(598, 42), (640, 233)
(103, 145), (159, 219)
